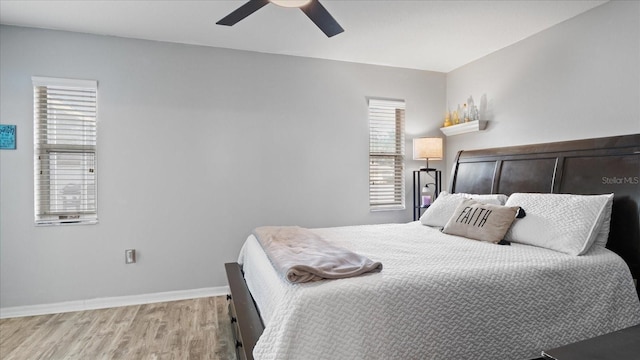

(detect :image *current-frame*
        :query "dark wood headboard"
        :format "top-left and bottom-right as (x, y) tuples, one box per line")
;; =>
(450, 134), (640, 282)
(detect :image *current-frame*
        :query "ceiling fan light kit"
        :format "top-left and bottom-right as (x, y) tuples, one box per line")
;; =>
(270, 0), (312, 8)
(217, 0), (344, 38)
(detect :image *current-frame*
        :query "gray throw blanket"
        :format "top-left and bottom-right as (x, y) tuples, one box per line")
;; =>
(253, 226), (383, 283)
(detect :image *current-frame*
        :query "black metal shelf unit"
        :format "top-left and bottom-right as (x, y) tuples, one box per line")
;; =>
(412, 169), (442, 221)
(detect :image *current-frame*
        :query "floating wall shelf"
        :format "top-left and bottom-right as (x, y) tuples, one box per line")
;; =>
(440, 120), (488, 136)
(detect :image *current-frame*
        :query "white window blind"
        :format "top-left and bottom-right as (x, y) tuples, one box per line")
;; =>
(368, 99), (405, 211)
(33, 76), (98, 225)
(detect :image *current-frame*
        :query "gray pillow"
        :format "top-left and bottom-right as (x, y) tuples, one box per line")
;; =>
(442, 199), (520, 244)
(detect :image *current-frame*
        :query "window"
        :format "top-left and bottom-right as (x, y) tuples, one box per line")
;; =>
(368, 99), (405, 211)
(33, 77), (98, 225)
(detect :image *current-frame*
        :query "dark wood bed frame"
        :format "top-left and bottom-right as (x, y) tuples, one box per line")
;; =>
(225, 133), (640, 360)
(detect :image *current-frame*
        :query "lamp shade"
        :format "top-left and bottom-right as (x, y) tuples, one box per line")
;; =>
(413, 137), (443, 160)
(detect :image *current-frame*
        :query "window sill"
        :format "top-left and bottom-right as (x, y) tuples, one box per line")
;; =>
(370, 206), (406, 212)
(35, 219), (98, 227)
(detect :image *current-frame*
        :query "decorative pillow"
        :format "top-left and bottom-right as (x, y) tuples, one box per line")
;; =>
(442, 199), (520, 243)
(419, 191), (509, 227)
(504, 193), (614, 255)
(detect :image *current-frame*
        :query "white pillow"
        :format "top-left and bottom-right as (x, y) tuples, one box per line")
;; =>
(593, 195), (614, 248)
(420, 191), (509, 227)
(504, 193), (614, 255)
(461, 193), (508, 205)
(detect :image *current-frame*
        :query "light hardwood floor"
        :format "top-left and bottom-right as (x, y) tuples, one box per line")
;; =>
(0, 296), (237, 360)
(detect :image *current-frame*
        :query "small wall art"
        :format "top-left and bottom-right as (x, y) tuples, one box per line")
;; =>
(0, 124), (17, 150)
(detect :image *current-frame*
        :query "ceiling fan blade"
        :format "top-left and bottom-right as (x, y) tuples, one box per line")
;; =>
(300, 0), (344, 37)
(217, 0), (270, 26)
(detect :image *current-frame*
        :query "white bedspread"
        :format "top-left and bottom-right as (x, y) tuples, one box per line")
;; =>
(238, 222), (640, 360)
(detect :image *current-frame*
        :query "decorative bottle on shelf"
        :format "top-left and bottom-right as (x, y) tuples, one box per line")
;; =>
(463, 103), (470, 122)
(443, 112), (452, 127)
(467, 95), (480, 121)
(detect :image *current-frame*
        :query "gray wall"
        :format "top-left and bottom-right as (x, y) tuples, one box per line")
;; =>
(0, 25), (445, 307)
(444, 0), (639, 185)
(3, 0), (638, 309)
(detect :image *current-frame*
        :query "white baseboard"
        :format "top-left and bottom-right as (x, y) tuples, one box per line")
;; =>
(0, 286), (230, 319)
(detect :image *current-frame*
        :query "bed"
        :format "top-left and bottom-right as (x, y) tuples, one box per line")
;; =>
(225, 133), (640, 360)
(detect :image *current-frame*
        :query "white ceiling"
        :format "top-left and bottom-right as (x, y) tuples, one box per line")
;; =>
(0, 0), (608, 72)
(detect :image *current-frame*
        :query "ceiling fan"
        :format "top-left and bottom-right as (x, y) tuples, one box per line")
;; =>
(216, 0), (344, 38)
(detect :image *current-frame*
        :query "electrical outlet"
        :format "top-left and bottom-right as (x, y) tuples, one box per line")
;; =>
(125, 249), (136, 264)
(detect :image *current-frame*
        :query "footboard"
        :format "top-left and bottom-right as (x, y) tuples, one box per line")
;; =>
(225, 262), (265, 360)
